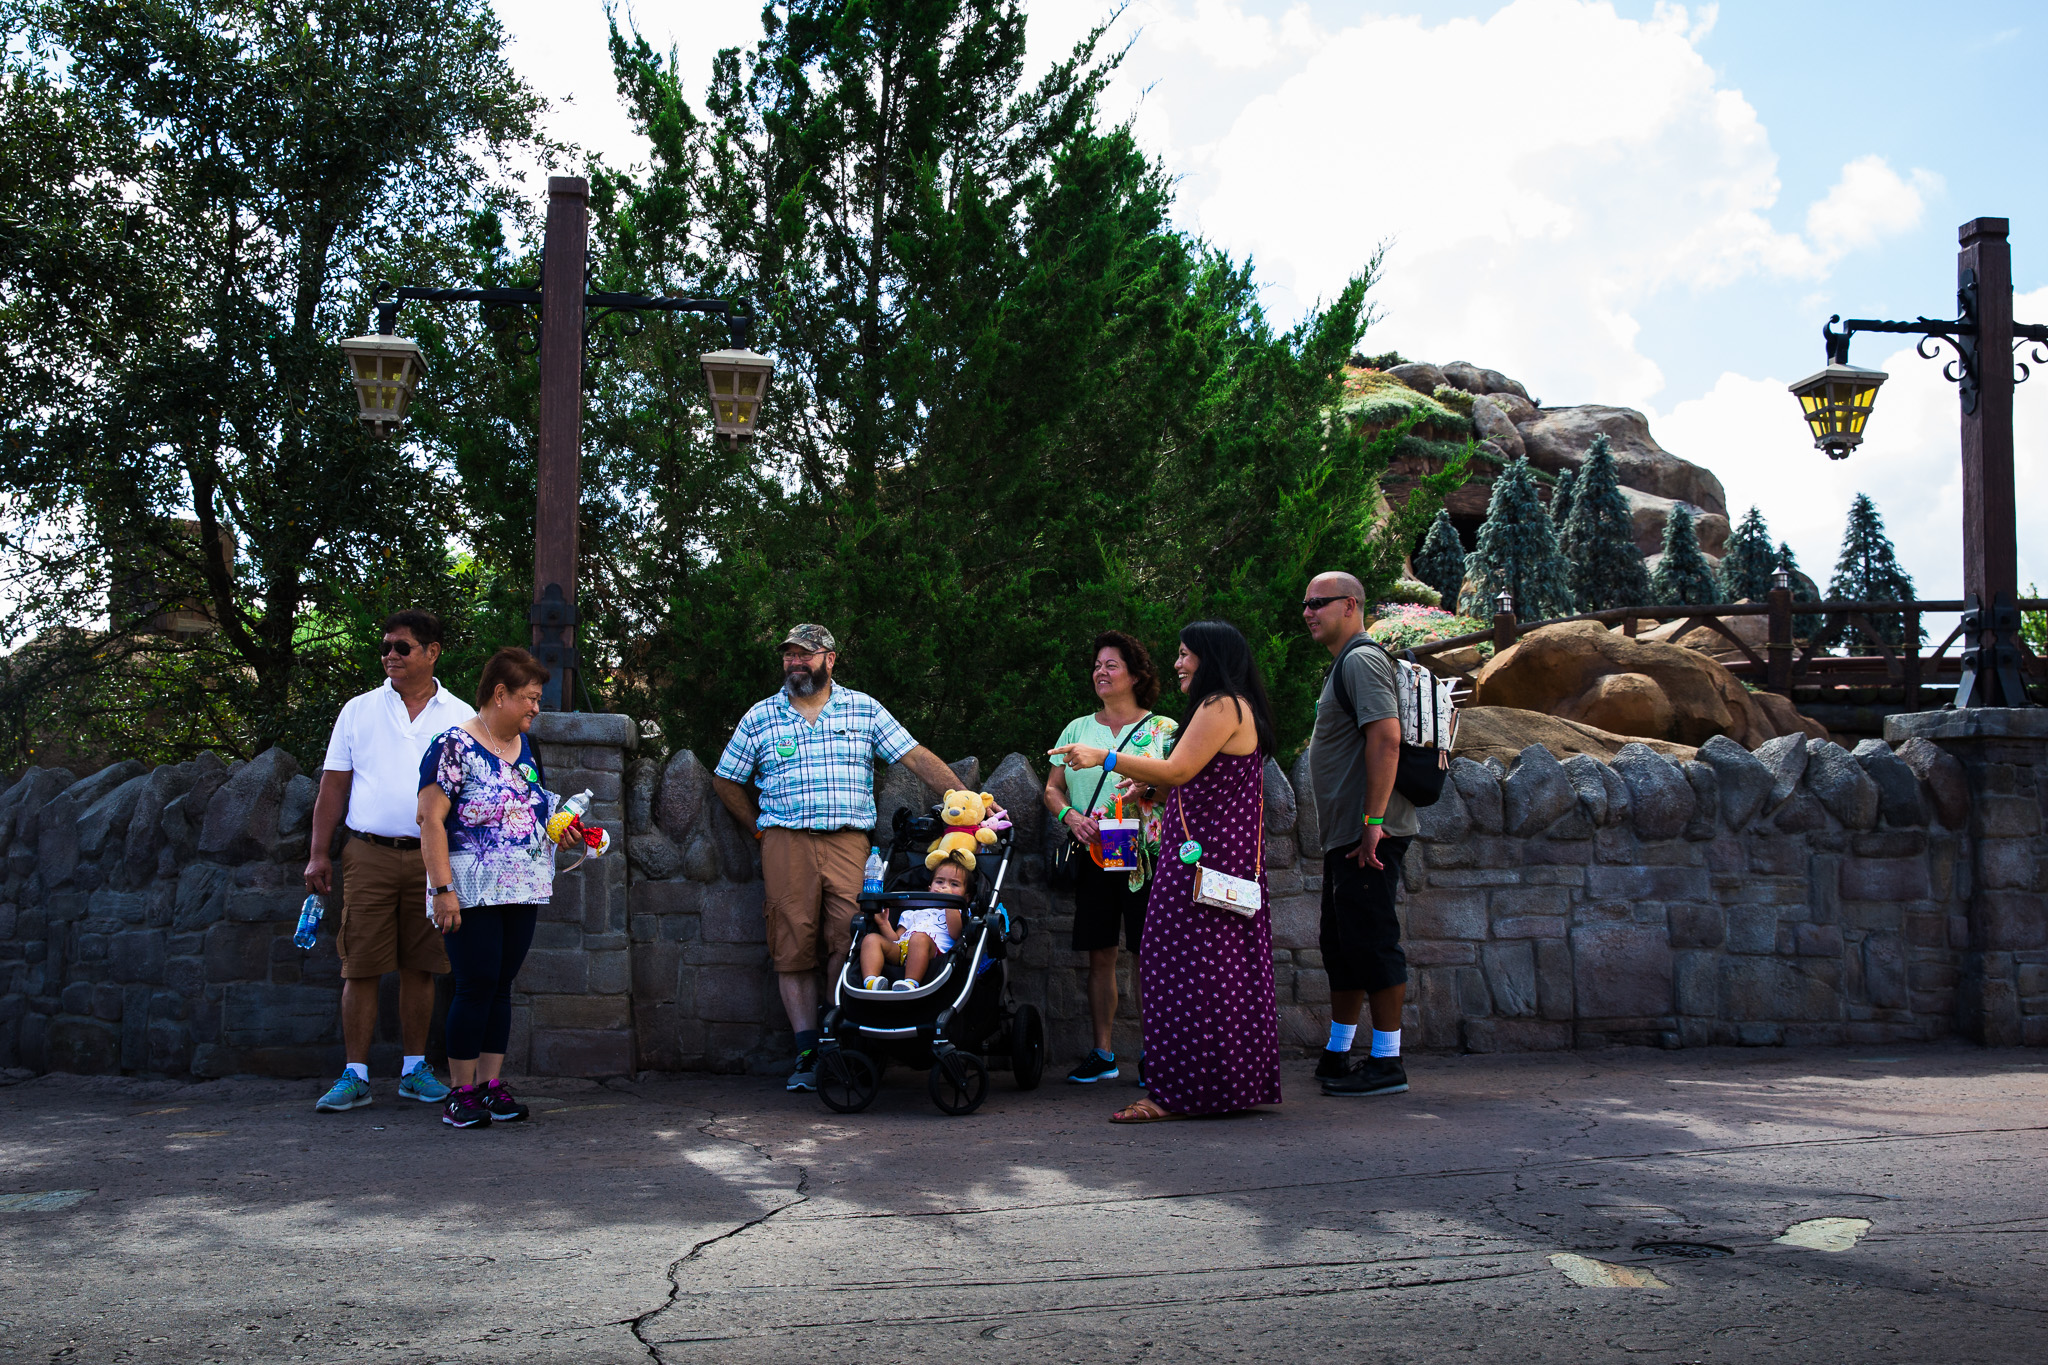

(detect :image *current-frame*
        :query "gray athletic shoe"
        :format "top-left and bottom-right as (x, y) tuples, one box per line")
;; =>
(315, 1071), (373, 1112)
(786, 1049), (819, 1092)
(397, 1060), (450, 1104)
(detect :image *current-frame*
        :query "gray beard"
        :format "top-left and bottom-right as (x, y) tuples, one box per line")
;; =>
(783, 668), (824, 699)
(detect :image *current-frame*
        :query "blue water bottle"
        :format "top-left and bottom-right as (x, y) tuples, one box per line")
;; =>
(862, 847), (886, 896)
(293, 894), (325, 950)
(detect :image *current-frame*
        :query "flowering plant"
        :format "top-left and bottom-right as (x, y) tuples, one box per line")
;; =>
(1367, 603), (1491, 654)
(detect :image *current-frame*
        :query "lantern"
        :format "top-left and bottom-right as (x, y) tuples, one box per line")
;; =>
(338, 333), (427, 438)
(1788, 362), (1887, 459)
(1495, 589), (1515, 617)
(699, 347), (775, 440)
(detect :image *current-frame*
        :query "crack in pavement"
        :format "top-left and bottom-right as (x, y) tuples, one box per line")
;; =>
(620, 1110), (813, 1364)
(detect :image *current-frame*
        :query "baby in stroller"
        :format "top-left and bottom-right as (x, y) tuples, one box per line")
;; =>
(859, 853), (970, 991)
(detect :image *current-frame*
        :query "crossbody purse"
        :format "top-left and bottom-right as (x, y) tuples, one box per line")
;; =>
(1049, 715), (1149, 889)
(1179, 779), (1263, 919)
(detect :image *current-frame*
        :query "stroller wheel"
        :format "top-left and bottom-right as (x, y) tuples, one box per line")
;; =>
(928, 1051), (989, 1116)
(1010, 1004), (1046, 1091)
(817, 1047), (880, 1113)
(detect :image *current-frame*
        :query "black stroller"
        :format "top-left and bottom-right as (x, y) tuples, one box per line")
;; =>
(815, 803), (1046, 1115)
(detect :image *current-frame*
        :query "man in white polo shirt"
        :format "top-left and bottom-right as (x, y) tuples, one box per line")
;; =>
(303, 609), (475, 1113)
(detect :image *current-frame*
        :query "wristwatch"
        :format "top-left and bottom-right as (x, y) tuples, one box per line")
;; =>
(429, 883), (454, 897)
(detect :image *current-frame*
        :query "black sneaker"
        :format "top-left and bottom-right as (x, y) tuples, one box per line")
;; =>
(1314, 1048), (1354, 1082)
(786, 1049), (819, 1092)
(441, 1084), (493, 1128)
(1067, 1051), (1119, 1083)
(478, 1079), (528, 1122)
(1323, 1056), (1408, 1097)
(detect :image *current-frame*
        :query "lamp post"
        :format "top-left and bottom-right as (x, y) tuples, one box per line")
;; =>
(337, 176), (774, 710)
(1790, 217), (2045, 708)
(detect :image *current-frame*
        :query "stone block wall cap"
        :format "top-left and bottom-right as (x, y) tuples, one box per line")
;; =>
(530, 712), (639, 750)
(1884, 707), (2048, 743)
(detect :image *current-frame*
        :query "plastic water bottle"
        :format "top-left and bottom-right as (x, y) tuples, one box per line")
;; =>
(863, 847), (886, 896)
(293, 894), (325, 950)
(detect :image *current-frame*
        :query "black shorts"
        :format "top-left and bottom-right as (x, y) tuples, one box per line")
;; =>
(1070, 860), (1149, 953)
(1320, 836), (1411, 993)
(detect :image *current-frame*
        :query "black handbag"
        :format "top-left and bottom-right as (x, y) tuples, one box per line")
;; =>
(1048, 718), (1148, 889)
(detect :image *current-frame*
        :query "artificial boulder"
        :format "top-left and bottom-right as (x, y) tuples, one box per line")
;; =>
(1451, 706), (1695, 768)
(196, 748), (300, 862)
(1470, 397), (1526, 460)
(1472, 621), (1827, 750)
(1517, 405), (1728, 516)
(1386, 361), (1447, 396)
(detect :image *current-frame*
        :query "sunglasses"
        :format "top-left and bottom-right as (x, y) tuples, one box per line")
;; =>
(1302, 595), (1354, 611)
(379, 640), (418, 656)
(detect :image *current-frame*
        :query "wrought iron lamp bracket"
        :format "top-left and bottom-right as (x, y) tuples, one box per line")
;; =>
(1822, 269), (1983, 411)
(371, 282), (756, 359)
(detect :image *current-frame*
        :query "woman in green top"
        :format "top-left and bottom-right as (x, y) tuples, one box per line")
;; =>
(1042, 630), (1178, 1084)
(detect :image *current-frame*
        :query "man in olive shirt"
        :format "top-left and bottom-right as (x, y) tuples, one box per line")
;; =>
(1302, 571), (1415, 1097)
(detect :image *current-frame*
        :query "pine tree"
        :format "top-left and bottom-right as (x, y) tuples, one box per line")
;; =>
(1414, 509), (1467, 608)
(1649, 505), (1725, 606)
(1720, 506), (1776, 601)
(1550, 466), (1577, 528)
(1558, 434), (1652, 612)
(1776, 541), (1823, 639)
(1460, 457), (1575, 620)
(1822, 492), (1921, 649)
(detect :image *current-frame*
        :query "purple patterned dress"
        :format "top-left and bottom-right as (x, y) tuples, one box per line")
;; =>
(1140, 747), (1282, 1114)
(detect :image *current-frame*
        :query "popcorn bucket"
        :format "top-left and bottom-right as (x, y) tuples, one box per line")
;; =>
(1097, 816), (1141, 872)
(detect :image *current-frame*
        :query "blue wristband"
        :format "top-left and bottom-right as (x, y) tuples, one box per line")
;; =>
(1103, 750), (1118, 773)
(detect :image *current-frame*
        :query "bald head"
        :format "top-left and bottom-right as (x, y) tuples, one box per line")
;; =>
(1304, 571), (1369, 651)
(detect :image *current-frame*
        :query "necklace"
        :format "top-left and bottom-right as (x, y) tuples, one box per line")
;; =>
(474, 716), (521, 762)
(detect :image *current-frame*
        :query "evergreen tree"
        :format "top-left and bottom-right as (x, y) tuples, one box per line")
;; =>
(1558, 434), (1652, 611)
(1822, 492), (1921, 649)
(1549, 466), (1577, 529)
(1776, 541), (1823, 640)
(1460, 457), (1575, 620)
(1649, 505), (1725, 606)
(1414, 509), (1467, 608)
(1720, 506), (1776, 601)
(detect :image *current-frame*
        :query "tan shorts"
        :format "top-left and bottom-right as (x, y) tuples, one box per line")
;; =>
(336, 837), (451, 979)
(760, 828), (866, 973)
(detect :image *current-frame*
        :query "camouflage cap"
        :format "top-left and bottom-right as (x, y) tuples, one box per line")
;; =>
(780, 623), (836, 653)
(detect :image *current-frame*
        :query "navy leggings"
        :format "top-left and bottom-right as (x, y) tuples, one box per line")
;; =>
(442, 903), (538, 1060)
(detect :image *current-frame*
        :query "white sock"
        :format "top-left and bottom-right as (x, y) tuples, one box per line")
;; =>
(402, 1055), (425, 1076)
(1371, 1029), (1401, 1059)
(345, 1062), (369, 1082)
(1326, 1022), (1357, 1054)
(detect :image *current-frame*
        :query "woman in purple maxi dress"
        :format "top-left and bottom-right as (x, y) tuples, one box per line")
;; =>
(1140, 746), (1281, 1115)
(1049, 620), (1283, 1121)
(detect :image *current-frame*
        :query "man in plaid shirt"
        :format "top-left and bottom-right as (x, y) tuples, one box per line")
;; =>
(713, 624), (962, 1091)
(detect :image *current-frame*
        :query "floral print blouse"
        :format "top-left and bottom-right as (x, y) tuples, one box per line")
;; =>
(418, 727), (564, 909)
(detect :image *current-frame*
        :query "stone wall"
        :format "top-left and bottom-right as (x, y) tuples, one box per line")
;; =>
(1, 708), (2041, 1080)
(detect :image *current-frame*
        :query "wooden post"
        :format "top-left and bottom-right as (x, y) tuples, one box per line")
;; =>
(1905, 607), (1922, 708)
(1767, 587), (1793, 694)
(532, 176), (590, 711)
(1493, 608), (1517, 657)
(1958, 218), (2018, 616)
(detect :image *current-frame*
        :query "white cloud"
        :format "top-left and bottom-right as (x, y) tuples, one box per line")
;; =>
(1806, 155), (1942, 256)
(1652, 285), (2048, 616)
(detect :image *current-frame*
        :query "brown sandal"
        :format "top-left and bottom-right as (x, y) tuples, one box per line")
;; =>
(1109, 1096), (1184, 1124)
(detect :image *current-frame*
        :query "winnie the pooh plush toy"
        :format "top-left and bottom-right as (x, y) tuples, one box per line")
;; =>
(926, 789), (1001, 870)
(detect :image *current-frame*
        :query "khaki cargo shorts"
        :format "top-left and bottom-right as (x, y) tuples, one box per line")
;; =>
(336, 837), (451, 978)
(759, 827), (866, 973)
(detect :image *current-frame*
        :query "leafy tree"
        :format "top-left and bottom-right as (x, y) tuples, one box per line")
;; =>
(1558, 434), (1651, 612)
(1649, 504), (1725, 606)
(1776, 541), (1823, 640)
(1549, 466), (1577, 529)
(1414, 509), (1468, 608)
(1822, 492), (1921, 650)
(0, 0), (541, 764)
(1460, 457), (1574, 620)
(1720, 506), (1776, 601)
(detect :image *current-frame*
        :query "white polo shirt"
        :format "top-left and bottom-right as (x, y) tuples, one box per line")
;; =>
(321, 679), (476, 838)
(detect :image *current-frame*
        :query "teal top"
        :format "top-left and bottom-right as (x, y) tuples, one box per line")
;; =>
(1050, 711), (1179, 815)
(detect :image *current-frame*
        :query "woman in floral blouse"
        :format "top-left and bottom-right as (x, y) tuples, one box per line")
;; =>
(1042, 630), (1178, 1085)
(417, 647), (569, 1130)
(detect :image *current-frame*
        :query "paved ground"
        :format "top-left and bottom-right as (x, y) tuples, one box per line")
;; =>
(0, 1043), (2042, 1364)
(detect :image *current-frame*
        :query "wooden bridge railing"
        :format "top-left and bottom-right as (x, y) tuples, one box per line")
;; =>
(1405, 593), (2047, 707)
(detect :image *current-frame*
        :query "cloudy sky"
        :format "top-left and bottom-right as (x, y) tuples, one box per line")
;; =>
(492, 0), (2047, 607)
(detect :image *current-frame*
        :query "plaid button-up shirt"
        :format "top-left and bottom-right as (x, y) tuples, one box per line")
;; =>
(714, 684), (917, 832)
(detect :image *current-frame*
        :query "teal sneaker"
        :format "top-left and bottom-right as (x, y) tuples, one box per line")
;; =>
(315, 1070), (372, 1112)
(398, 1061), (450, 1104)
